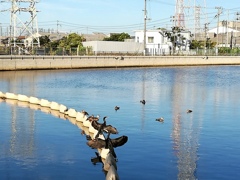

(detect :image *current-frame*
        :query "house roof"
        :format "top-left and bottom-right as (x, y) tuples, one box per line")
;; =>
(82, 32), (107, 41)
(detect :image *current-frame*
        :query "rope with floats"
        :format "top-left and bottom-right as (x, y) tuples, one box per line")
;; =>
(0, 91), (128, 180)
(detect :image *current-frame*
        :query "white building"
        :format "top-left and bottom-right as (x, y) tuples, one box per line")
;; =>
(135, 30), (170, 55)
(81, 29), (192, 56)
(174, 30), (192, 51)
(134, 29), (192, 55)
(208, 27), (239, 34)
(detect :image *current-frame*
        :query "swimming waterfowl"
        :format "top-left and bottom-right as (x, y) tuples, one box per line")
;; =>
(114, 106), (120, 111)
(140, 100), (146, 105)
(187, 109), (193, 113)
(156, 117), (164, 122)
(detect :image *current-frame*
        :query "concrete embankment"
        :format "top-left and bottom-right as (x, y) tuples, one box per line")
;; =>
(0, 55), (240, 71)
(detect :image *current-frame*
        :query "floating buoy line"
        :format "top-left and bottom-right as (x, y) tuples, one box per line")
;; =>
(0, 91), (128, 180)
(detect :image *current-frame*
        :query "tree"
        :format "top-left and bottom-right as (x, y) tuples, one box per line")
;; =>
(103, 32), (130, 41)
(164, 26), (184, 53)
(58, 33), (85, 50)
(39, 35), (51, 47)
(190, 40), (202, 49)
(189, 39), (216, 49)
(49, 40), (60, 48)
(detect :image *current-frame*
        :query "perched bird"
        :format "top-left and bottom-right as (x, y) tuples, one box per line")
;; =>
(111, 135), (128, 147)
(92, 116), (118, 138)
(156, 117), (164, 122)
(87, 114), (100, 121)
(105, 132), (117, 158)
(187, 109), (193, 113)
(115, 106), (120, 111)
(114, 56), (124, 60)
(81, 110), (89, 116)
(140, 100), (146, 105)
(102, 118), (118, 134)
(87, 134), (128, 150)
(92, 116), (108, 138)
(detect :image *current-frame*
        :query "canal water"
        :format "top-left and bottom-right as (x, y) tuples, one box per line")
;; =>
(0, 66), (240, 180)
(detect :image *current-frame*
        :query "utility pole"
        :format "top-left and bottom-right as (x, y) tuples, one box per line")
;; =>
(221, 20), (227, 47)
(0, 23), (2, 37)
(215, 7), (222, 55)
(143, 0), (147, 55)
(227, 10), (229, 47)
(204, 23), (209, 55)
(236, 12), (240, 47)
(57, 20), (61, 40)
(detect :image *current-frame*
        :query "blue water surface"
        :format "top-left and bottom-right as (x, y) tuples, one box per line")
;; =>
(0, 66), (240, 180)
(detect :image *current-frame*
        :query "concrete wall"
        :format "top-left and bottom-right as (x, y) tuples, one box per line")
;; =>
(82, 41), (143, 54)
(0, 55), (240, 71)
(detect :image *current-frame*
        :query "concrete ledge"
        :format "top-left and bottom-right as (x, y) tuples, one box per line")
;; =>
(1, 55), (240, 71)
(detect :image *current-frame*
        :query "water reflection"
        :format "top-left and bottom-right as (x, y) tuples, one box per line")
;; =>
(171, 70), (203, 180)
(1, 67), (240, 179)
(6, 100), (36, 168)
(1, 97), (127, 179)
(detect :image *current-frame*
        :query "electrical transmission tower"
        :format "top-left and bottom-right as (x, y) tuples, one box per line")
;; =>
(175, 0), (185, 29)
(175, 0), (207, 40)
(1, 0), (40, 54)
(192, 0), (208, 40)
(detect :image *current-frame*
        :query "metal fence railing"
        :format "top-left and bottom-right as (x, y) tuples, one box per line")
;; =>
(0, 46), (240, 56)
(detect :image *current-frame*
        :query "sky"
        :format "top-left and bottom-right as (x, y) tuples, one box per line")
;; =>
(0, 0), (240, 35)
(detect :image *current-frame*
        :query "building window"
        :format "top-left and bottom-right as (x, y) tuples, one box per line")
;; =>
(148, 37), (154, 43)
